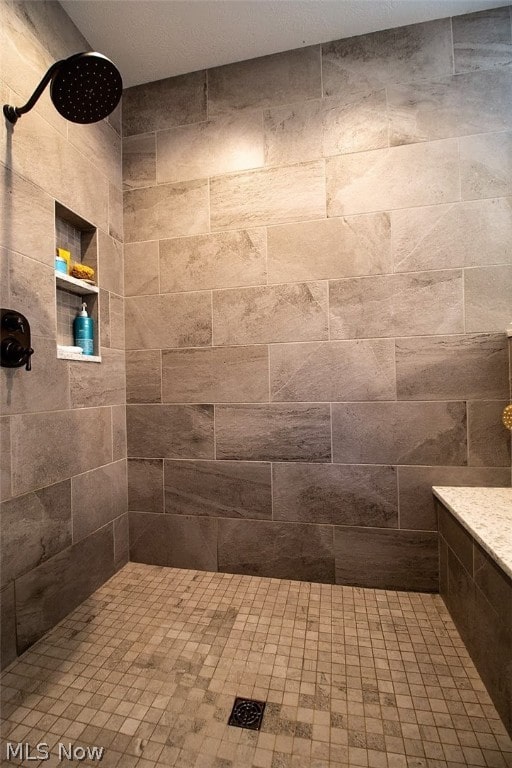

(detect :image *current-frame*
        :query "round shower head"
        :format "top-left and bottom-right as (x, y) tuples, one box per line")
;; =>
(50, 52), (123, 123)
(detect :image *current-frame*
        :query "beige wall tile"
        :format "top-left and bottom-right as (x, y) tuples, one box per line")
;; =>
(109, 294), (125, 350)
(112, 404), (127, 461)
(460, 131), (512, 200)
(69, 348), (125, 408)
(164, 460), (272, 519)
(124, 179), (209, 242)
(68, 120), (122, 188)
(392, 198), (512, 272)
(468, 400), (512, 467)
(160, 229), (266, 293)
(122, 71), (207, 136)
(127, 350), (162, 403)
(124, 241), (160, 296)
(264, 90), (388, 166)
(388, 69), (512, 146)
(0, 417), (11, 502)
(129, 512), (217, 571)
(11, 407), (113, 495)
(98, 230), (124, 296)
(122, 133), (156, 190)
(157, 112), (264, 184)
(267, 214), (391, 283)
(128, 458), (164, 513)
(125, 292), (211, 349)
(396, 334), (510, 401)
(332, 401), (467, 465)
(162, 346), (269, 403)
(210, 161), (325, 230)
(215, 404), (331, 461)
(213, 282), (328, 345)
(1, 169), (54, 266)
(208, 46), (321, 116)
(126, 404), (214, 459)
(72, 460), (127, 543)
(327, 139), (459, 217)
(453, 7), (512, 73)
(7, 252), (56, 337)
(329, 271), (464, 339)
(0, 337), (70, 416)
(270, 339), (396, 402)
(322, 19), (453, 96)
(108, 182), (124, 242)
(273, 463), (398, 527)
(464, 265), (512, 332)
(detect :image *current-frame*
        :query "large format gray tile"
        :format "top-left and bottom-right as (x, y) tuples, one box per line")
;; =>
(162, 346), (269, 403)
(68, 119), (121, 188)
(452, 7), (512, 73)
(164, 460), (272, 519)
(267, 213), (392, 284)
(157, 112), (264, 183)
(122, 71), (207, 136)
(215, 404), (331, 462)
(125, 292), (211, 350)
(213, 282), (328, 345)
(0, 169), (54, 267)
(72, 460), (127, 543)
(270, 339), (396, 402)
(128, 458), (164, 514)
(460, 131), (512, 200)
(218, 520), (334, 583)
(126, 404), (214, 459)
(0, 338), (70, 416)
(464, 265), (512, 332)
(334, 527), (438, 592)
(210, 161), (325, 230)
(7, 252), (56, 337)
(388, 69), (512, 146)
(109, 294), (125, 351)
(326, 139), (459, 216)
(124, 179), (209, 242)
(1, 480), (71, 587)
(273, 463), (397, 527)
(122, 133), (156, 190)
(468, 401), (512, 467)
(11, 408), (112, 496)
(396, 334), (509, 401)
(124, 240), (159, 297)
(108, 182), (124, 243)
(112, 405), (127, 462)
(129, 512), (217, 571)
(126, 350), (162, 404)
(322, 19), (453, 96)
(98, 230), (124, 296)
(0, 583), (16, 670)
(113, 514), (129, 570)
(208, 46), (321, 116)
(0, 417), (11, 502)
(398, 466), (511, 531)
(15, 525), (115, 653)
(160, 229), (267, 293)
(329, 271), (463, 339)
(332, 401), (467, 465)
(69, 348), (125, 408)
(264, 90), (388, 165)
(392, 198), (512, 272)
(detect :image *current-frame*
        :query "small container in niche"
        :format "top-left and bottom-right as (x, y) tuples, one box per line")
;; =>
(55, 256), (67, 274)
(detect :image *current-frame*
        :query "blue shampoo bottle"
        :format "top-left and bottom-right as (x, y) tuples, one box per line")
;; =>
(73, 302), (94, 355)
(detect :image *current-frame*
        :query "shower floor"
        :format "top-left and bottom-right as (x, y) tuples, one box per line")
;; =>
(1, 563), (511, 768)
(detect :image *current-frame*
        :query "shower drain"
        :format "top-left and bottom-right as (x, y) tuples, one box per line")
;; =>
(228, 697), (266, 730)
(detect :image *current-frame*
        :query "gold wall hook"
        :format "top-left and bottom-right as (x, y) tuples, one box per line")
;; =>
(502, 404), (512, 430)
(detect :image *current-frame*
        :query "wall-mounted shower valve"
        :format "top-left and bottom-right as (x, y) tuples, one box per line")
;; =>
(1, 309), (34, 371)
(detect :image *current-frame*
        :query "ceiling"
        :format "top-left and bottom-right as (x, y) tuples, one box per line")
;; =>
(60, 0), (508, 88)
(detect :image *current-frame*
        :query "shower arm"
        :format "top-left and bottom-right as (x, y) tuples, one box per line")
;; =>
(3, 60), (63, 125)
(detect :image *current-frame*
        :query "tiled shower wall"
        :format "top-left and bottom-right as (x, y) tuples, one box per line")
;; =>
(0, 0), (126, 668)
(124, 5), (512, 589)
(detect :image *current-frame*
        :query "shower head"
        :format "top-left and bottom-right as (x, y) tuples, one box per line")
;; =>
(3, 51), (123, 126)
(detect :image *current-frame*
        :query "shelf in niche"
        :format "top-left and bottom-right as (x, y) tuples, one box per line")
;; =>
(55, 272), (99, 296)
(57, 346), (101, 363)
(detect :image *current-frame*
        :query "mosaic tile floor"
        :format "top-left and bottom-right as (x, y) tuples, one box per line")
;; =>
(1, 563), (511, 768)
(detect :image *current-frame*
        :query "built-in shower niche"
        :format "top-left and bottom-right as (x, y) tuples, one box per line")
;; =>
(55, 202), (101, 362)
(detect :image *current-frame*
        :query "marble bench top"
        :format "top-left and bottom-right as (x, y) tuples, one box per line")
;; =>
(432, 486), (512, 580)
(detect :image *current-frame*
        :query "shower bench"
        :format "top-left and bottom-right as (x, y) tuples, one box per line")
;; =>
(433, 486), (512, 738)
